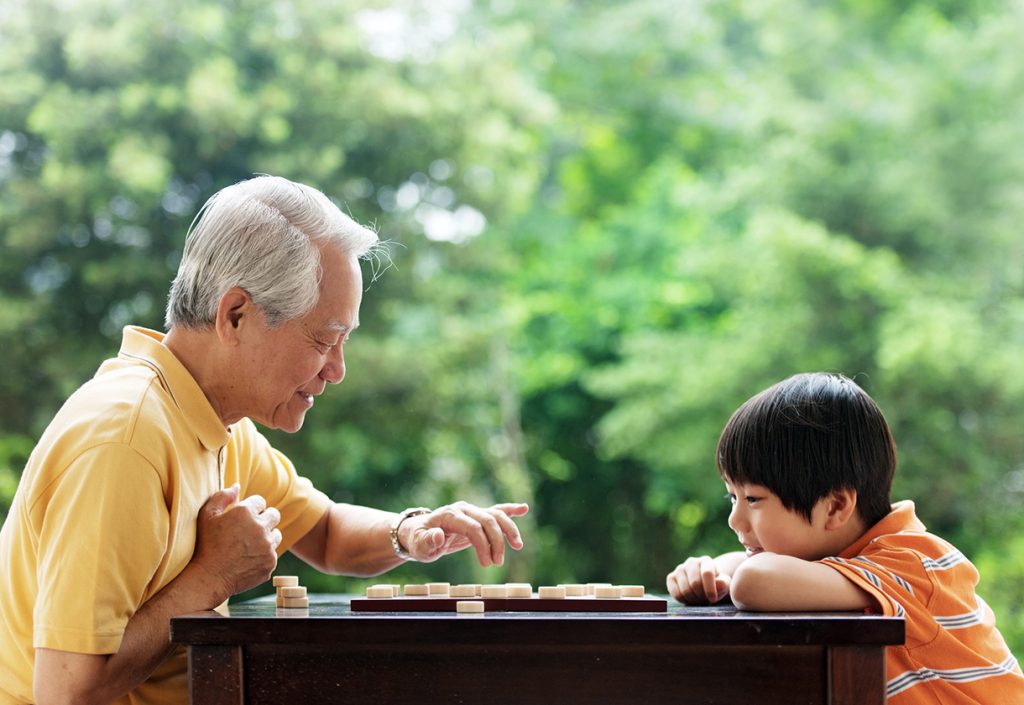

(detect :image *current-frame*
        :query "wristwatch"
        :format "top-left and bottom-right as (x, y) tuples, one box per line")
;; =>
(390, 507), (431, 561)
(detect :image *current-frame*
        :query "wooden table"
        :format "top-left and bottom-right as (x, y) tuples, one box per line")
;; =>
(170, 594), (903, 705)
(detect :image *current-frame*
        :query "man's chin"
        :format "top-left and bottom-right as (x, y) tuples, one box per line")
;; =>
(265, 411), (307, 433)
(281, 416), (306, 433)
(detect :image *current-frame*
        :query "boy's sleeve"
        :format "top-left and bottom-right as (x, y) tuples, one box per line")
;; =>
(34, 444), (169, 654)
(820, 547), (932, 619)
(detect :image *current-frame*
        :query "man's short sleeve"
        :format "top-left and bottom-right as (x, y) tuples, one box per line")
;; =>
(34, 444), (169, 654)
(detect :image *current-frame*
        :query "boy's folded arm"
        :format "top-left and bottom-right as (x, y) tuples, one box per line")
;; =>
(729, 552), (879, 612)
(713, 551), (747, 578)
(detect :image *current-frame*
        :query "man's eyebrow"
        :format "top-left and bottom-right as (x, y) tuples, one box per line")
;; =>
(326, 321), (359, 335)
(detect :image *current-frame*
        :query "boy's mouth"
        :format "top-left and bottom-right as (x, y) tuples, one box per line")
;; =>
(744, 545), (764, 558)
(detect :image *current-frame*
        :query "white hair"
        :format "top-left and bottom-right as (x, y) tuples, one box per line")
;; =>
(165, 175), (380, 329)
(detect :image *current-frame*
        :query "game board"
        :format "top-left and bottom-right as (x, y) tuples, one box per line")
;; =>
(347, 582), (668, 613)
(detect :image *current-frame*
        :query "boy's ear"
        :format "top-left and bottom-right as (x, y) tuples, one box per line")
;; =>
(823, 488), (859, 530)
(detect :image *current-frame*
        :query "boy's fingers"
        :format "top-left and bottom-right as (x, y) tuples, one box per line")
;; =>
(700, 556), (719, 601)
(715, 575), (731, 602)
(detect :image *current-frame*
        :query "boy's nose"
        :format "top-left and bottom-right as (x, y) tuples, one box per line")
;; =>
(727, 503), (746, 533)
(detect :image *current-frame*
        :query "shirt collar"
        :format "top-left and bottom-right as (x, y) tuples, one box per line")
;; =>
(838, 499), (925, 558)
(117, 325), (230, 452)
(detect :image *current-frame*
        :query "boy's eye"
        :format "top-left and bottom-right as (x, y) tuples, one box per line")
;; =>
(745, 496), (762, 505)
(725, 493), (737, 504)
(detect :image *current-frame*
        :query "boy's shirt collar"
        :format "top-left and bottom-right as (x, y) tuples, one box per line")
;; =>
(836, 500), (925, 559)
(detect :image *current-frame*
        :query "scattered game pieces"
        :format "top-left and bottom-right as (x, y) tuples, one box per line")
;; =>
(270, 578), (663, 614)
(351, 582), (667, 613)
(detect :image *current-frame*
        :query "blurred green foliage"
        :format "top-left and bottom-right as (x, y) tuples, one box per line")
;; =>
(1, 0), (1021, 653)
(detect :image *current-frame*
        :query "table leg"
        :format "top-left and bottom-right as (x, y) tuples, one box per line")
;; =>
(187, 644), (243, 705)
(828, 645), (887, 705)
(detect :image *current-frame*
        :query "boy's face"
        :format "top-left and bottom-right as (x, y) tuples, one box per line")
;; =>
(724, 479), (836, 561)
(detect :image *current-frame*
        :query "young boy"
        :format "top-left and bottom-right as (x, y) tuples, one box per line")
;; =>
(666, 372), (1023, 703)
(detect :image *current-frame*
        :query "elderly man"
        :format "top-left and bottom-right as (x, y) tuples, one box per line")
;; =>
(0, 175), (528, 705)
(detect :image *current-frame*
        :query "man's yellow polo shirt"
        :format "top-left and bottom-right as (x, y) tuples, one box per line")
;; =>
(0, 326), (332, 704)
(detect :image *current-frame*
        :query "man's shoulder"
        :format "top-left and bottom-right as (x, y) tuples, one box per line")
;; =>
(37, 359), (184, 464)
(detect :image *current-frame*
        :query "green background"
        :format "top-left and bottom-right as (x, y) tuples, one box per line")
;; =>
(1, 0), (1021, 655)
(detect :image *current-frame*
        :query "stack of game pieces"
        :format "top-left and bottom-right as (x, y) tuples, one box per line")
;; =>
(273, 575), (308, 609)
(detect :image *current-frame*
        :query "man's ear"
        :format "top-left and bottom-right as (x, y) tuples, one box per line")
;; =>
(824, 488), (859, 530)
(214, 288), (252, 345)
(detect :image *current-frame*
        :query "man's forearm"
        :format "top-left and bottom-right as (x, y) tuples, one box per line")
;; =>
(292, 503), (405, 577)
(35, 563), (228, 705)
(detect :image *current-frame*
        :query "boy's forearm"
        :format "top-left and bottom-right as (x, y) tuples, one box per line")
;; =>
(729, 552), (876, 612)
(714, 551), (747, 578)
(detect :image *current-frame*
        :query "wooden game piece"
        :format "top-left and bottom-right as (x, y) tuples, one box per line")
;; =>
(594, 585), (622, 598)
(619, 585), (645, 597)
(586, 583), (613, 596)
(560, 584), (587, 597)
(456, 600), (485, 614)
(450, 584), (478, 598)
(427, 582), (451, 596)
(480, 584), (508, 598)
(366, 585), (395, 598)
(280, 596), (309, 608)
(538, 585), (567, 599)
(272, 576), (299, 587)
(403, 584), (430, 596)
(506, 583), (533, 598)
(277, 586), (307, 599)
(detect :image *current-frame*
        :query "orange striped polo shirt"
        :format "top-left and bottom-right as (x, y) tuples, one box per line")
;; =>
(821, 501), (1023, 703)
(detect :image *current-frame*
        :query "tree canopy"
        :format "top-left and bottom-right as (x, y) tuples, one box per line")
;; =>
(1, 0), (1022, 652)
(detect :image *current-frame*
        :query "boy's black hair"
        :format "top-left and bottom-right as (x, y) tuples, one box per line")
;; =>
(716, 372), (896, 528)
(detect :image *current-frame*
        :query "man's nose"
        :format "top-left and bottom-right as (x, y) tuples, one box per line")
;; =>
(320, 346), (346, 384)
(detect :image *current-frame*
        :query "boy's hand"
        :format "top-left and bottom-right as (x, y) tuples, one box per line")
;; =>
(667, 555), (732, 605)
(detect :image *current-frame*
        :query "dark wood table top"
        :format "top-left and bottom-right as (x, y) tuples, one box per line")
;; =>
(171, 593), (905, 647)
